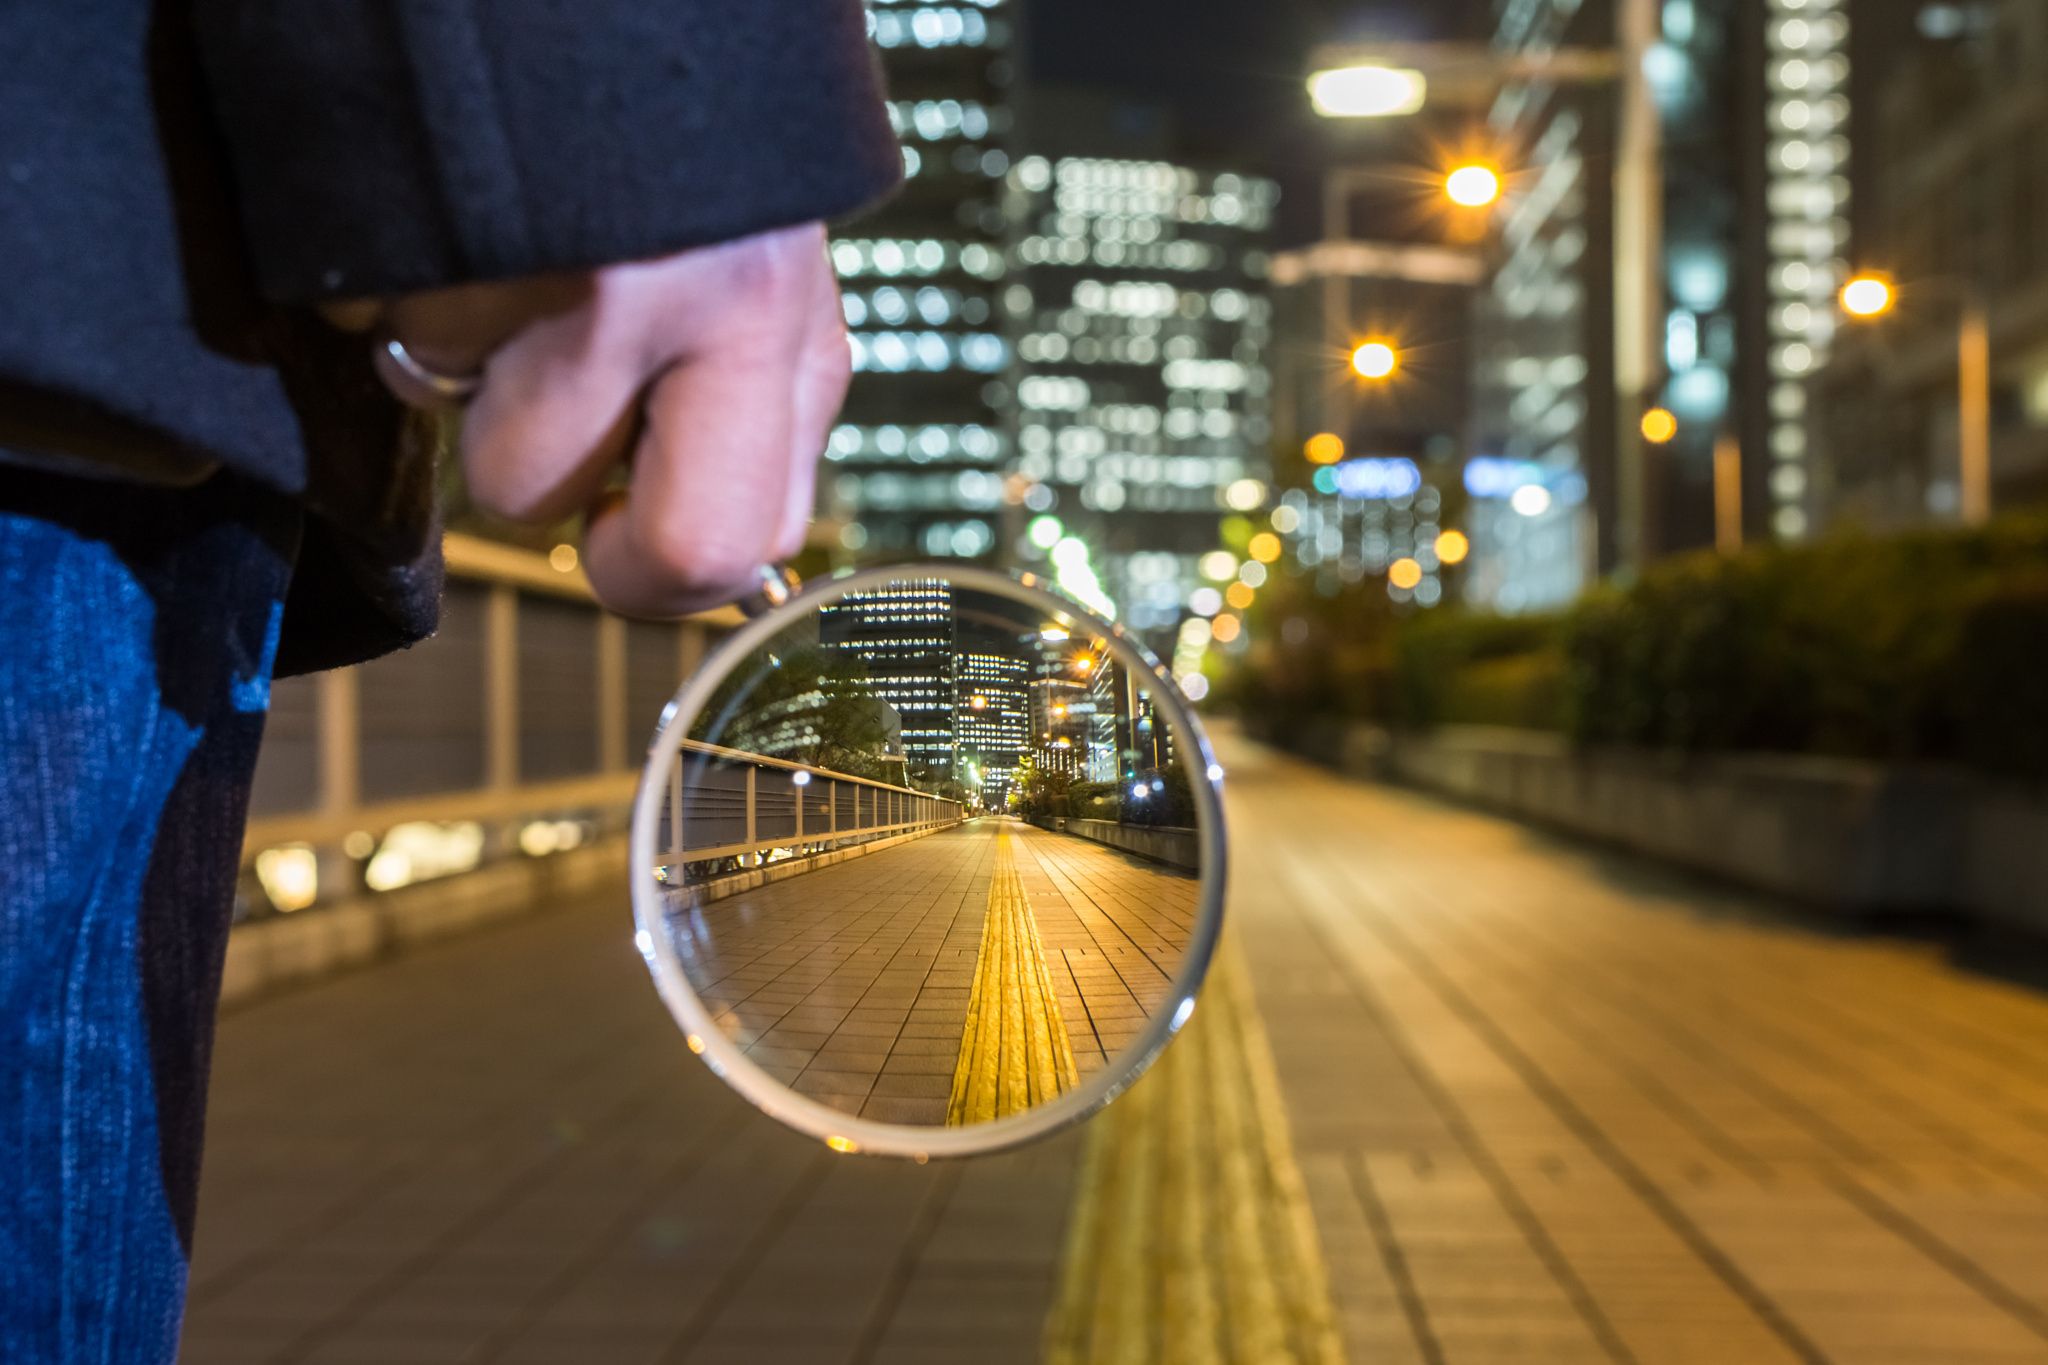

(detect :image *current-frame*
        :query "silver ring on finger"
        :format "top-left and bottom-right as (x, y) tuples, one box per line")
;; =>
(735, 565), (802, 619)
(372, 336), (483, 409)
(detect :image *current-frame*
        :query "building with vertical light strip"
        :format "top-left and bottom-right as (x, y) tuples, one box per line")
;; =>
(1759, 0), (1851, 541)
(1004, 154), (1277, 641)
(817, 580), (957, 776)
(824, 0), (1014, 563)
(952, 622), (1032, 804)
(1465, 0), (1890, 608)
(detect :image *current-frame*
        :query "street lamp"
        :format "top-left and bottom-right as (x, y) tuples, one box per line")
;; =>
(1839, 272), (1992, 526)
(1445, 164), (1502, 209)
(1307, 65), (1427, 119)
(1640, 407), (1678, 445)
(1351, 340), (1399, 381)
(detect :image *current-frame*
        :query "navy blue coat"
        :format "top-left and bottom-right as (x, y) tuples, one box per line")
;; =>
(0, 0), (899, 671)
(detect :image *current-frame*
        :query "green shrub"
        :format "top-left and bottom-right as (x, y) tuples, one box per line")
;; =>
(1228, 511), (2048, 781)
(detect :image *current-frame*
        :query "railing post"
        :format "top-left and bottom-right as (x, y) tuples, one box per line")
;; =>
(598, 613), (627, 772)
(852, 784), (860, 834)
(316, 668), (360, 820)
(828, 779), (837, 838)
(678, 620), (706, 685)
(668, 756), (684, 861)
(485, 586), (519, 790)
(794, 774), (804, 847)
(744, 765), (757, 866)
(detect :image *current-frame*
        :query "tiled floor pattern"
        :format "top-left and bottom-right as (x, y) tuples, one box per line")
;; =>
(1007, 822), (1202, 1076)
(946, 825), (1082, 1125)
(672, 820), (996, 1124)
(180, 727), (2048, 1363)
(1044, 935), (1346, 1365)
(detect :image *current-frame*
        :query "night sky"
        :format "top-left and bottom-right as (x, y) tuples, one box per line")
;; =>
(1025, 0), (1494, 242)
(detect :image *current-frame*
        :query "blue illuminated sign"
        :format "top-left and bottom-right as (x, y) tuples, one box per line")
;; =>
(1463, 457), (1545, 498)
(1330, 457), (1422, 500)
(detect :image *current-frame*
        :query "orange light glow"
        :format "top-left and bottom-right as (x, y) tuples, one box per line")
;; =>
(1840, 274), (1895, 318)
(1389, 557), (1424, 590)
(1434, 529), (1471, 565)
(1210, 613), (1243, 643)
(1247, 532), (1283, 564)
(1351, 340), (1399, 380)
(1304, 432), (1346, 465)
(1641, 408), (1679, 444)
(1445, 164), (1502, 208)
(1225, 582), (1256, 610)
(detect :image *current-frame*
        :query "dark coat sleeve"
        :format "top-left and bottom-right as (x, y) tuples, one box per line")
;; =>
(192, 0), (901, 302)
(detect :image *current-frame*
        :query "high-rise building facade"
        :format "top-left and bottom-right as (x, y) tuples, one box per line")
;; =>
(1464, 0), (1902, 611)
(824, 0), (1016, 562)
(953, 620), (1032, 803)
(1004, 155), (1278, 639)
(1465, 0), (1621, 612)
(818, 580), (956, 775)
(1814, 1), (2048, 524)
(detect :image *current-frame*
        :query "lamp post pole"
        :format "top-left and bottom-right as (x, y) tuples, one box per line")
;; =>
(1958, 293), (1992, 526)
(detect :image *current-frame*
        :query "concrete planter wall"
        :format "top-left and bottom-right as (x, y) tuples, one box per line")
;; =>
(1286, 721), (2048, 933)
(1033, 817), (1200, 872)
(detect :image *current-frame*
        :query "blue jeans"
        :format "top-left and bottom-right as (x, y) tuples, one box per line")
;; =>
(0, 468), (298, 1363)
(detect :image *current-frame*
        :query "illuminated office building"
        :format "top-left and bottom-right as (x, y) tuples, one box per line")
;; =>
(953, 623), (1033, 804)
(1465, 0), (1620, 612)
(824, 0), (1015, 562)
(1466, 0), (1894, 610)
(1004, 155), (1278, 638)
(817, 580), (957, 775)
(1814, 2), (2047, 524)
(1028, 676), (1090, 779)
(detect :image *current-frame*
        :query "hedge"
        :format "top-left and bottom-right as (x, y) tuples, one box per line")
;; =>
(1230, 514), (2048, 780)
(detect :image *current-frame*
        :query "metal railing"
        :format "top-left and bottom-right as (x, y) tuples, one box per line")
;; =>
(238, 534), (742, 915)
(661, 739), (964, 870)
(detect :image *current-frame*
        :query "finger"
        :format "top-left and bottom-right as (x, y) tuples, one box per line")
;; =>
(386, 274), (589, 376)
(580, 323), (804, 617)
(457, 281), (643, 525)
(776, 244), (853, 557)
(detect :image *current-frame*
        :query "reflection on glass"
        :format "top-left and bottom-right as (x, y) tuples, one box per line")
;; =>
(648, 577), (1200, 1129)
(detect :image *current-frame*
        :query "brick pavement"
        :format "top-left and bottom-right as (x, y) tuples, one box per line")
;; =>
(1224, 734), (2048, 1365)
(182, 729), (2048, 1363)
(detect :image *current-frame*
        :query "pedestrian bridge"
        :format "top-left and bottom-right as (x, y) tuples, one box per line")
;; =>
(188, 724), (2048, 1365)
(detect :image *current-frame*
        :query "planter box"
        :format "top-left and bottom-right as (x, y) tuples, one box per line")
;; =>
(1306, 721), (2048, 932)
(1032, 816), (1200, 872)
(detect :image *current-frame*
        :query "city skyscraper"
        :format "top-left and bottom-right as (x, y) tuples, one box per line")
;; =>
(1463, 0), (1893, 611)
(953, 618), (1032, 803)
(1004, 153), (1278, 637)
(823, 0), (1017, 562)
(817, 579), (957, 776)
(1814, 1), (2047, 525)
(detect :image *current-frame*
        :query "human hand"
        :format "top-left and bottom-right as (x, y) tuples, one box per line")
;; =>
(333, 222), (848, 617)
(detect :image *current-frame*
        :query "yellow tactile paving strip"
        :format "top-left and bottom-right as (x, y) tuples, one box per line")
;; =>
(946, 825), (1082, 1125)
(1043, 936), (1347, 1365)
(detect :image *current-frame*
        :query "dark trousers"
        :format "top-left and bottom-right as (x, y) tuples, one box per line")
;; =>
(0, 467), (298, 1363)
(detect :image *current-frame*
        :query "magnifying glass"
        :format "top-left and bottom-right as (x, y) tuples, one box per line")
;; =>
(631, 564), (1226, 1159)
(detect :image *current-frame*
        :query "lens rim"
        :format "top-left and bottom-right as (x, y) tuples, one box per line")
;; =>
(629, 562), (1227, 1160)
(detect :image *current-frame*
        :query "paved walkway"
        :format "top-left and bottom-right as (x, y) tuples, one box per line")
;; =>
(673, 818), (1197, 1124)
(181, 731), (2048, 1363)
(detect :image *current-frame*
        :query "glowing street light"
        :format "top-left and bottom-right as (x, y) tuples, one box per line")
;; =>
(1388, 557), (1424, 591)
(1307, 65), (1427, 119)
(1304, 432), (1346, 465)
(1445, 164), (1502, 208)
(1351, 340), (1399, 381)
(1839, 274), (1895, 319)
(1839, 270), (1989, 524)
(1640, 407), (1679, 444)
(1434, 529), (1470, 565)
